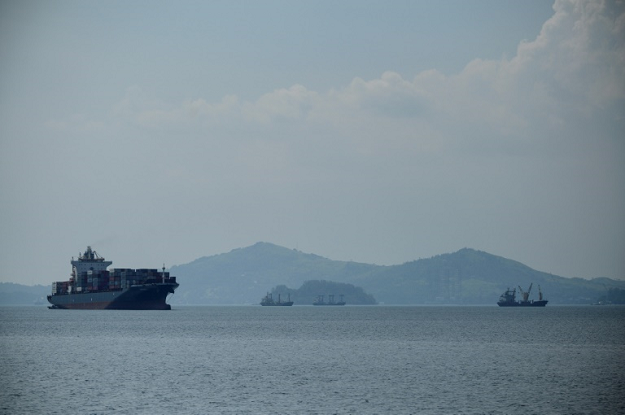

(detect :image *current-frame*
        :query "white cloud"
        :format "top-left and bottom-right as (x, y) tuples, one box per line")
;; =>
(511, 0), (625, 108)
(108, 1), (623, 158)
(241, 85), (319, 124)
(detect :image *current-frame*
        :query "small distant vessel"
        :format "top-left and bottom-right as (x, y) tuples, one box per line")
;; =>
(47, 246), (179, 310)
(497, 283), (548, 307)
(260, 293), (293, 306)
(313, 294), (346, 306)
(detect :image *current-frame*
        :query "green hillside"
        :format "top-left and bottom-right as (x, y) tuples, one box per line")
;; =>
(168, 242), (381, 304)
(354, 249), (622, 304)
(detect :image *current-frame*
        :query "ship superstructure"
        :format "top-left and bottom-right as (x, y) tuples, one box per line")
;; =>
(48, 246), (178, 310)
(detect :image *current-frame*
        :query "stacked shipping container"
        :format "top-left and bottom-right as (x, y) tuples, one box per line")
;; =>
(51, 281), (70, 295)
(52, 268), (175, 295)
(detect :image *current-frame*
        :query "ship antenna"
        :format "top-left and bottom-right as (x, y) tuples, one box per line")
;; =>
(162, 263), (166, 283)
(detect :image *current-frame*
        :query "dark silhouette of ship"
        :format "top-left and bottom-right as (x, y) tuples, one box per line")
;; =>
(497, 283), (548, 307)
(313, 294), (346, 306)
(260, 293), (293, 306)
(47, 246), (178, 310)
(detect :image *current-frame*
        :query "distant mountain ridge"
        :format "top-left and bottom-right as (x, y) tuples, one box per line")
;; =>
(4, 242), (624, 305)
(168, 242), (382, 305)
(167, 242), (625, 305)
(0, 283), (49, 305)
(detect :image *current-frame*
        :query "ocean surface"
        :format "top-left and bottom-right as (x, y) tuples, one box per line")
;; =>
(1, 305), (624, 415)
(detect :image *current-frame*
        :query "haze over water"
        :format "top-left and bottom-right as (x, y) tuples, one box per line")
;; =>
(1, 306), (623, 414)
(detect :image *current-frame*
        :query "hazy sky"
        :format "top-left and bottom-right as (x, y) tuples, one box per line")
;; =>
(1, 0), (624, 285)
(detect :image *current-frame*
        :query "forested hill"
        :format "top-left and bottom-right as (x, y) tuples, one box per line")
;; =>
(167, 242), (625, 305)
(168, 242), (380, 305)
(353, 248), (625, 304)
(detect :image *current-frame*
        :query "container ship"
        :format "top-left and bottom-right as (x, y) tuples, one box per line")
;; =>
(497, 283), (547, 307)
(47, 246), (179, 310)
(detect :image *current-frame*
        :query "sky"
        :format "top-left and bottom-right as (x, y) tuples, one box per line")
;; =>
(1, 0), (624, 285)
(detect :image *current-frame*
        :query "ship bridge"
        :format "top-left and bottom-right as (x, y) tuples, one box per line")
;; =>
(71, 246), (112, 276)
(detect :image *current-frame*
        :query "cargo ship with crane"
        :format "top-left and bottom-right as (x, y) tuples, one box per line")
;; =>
(47, 246), (179, 310)
(497, 283), (548, 307)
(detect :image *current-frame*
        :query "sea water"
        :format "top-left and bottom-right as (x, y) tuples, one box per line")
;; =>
(0, 305), (623, 414)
